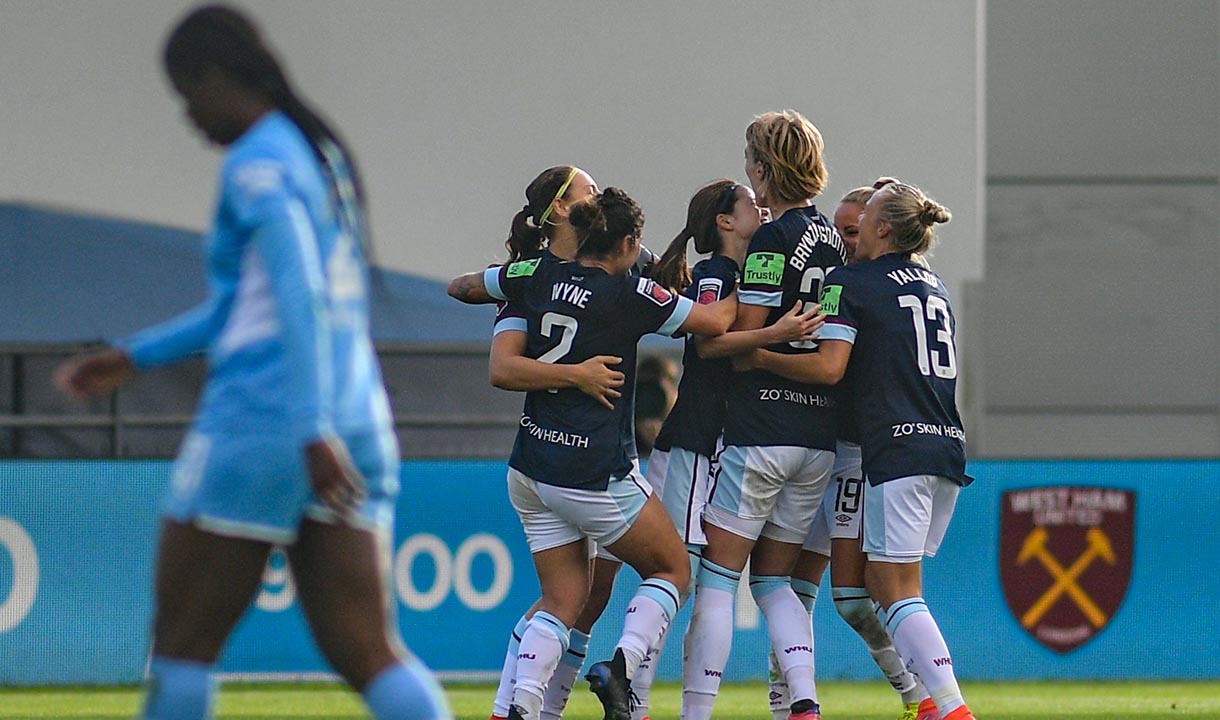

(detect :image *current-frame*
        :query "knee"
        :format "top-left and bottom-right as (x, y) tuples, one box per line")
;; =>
(833, 593), (878, 630)
(538, 593), (587, 628)
(748, 574), (789, 606)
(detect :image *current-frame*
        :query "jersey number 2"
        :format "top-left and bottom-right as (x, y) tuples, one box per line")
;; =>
(789, 267), (829, 350)
(538, 312), (578, 363)
(898, 295), (956, 379)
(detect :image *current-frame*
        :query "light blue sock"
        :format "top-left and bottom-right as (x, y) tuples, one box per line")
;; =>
(142, 656), (215, 720)
(363, 657), (454, 720)
(561, 628), (591, 669)
(790, 577), (820, 615)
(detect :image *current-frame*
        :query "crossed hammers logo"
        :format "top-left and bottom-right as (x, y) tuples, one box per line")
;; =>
(1016, 525), (1116, 629)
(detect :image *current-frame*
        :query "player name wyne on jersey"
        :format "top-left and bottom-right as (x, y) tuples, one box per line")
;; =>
(791, 221), (845, 272)
(552, 281), (592, 309)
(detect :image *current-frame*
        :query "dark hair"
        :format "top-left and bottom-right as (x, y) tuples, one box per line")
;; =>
(651, 179), (736, 293)
(505, 166), (577, 262)
(163, 4), (369, 254)
(568, 187), (644, 259)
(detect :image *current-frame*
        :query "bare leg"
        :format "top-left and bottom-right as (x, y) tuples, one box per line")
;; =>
(151, 520), (273, 659)
(289, 518), (451, 719)
(286, 519), (400, 689)
(142, 520), (272, 720)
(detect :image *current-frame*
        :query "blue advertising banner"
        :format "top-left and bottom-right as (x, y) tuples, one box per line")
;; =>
(0, 459), (1215, 684)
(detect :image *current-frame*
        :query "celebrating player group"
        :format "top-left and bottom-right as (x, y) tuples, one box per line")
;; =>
(448, 109), (976, 720)
(52, 5), (973, 719)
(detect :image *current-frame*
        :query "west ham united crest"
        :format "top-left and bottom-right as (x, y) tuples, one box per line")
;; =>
(1000, 486), (1134, 653)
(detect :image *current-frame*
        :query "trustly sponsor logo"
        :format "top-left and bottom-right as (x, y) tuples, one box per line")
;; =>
(1000, 486), (1134, 653)
(506, 258), (541, 278)
(819, 285), (842, 316)
(744, 252), (785, 286)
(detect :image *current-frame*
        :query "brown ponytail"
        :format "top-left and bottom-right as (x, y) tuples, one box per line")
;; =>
(651, 179), (737, 293)
(505, 166), (577, 262)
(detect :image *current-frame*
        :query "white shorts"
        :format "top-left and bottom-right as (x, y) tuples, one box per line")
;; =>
(803, 441), (864, 555)
(705, 445), (835, 544)
(591, 459), (648, 561)
(507, 466), (653, 554)
(645, 445), (714, 547)
(863, 474), (960, 563)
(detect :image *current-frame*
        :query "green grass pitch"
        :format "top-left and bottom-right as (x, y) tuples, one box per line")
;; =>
(1, 680), (1218, 719)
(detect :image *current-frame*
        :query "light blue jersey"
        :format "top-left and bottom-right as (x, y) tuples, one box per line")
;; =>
(120, 111), (397, 541)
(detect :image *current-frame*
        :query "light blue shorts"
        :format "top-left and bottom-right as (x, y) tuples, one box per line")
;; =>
(164, 428), (399, 544)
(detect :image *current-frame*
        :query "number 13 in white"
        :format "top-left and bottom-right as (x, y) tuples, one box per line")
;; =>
(898, 294), (956, 379)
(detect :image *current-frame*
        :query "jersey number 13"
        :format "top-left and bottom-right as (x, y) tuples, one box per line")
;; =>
(898, 295), (957, 379)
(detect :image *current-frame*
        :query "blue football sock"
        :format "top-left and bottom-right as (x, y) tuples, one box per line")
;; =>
(363, 658), (453, 720)
(142, 656), (216, 720)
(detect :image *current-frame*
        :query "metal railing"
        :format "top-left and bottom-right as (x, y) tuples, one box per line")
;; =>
(1, 342), (521, 459)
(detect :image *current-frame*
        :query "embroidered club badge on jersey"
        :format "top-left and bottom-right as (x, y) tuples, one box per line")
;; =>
(637, 277), (673, 306)
(697, 277), (724, 305)
(1000, 486), (1135, 653)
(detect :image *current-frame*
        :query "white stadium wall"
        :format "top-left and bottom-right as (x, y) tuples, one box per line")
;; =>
(0, 2), (984, 332)
(11, 1), (1219, 459)
(979, 0), (1220, 456)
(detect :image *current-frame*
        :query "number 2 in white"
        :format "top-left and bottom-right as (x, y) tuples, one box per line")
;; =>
(789, 266), (828, 350)
(898, 295), (956, 379)
(538, 312), (578, 364)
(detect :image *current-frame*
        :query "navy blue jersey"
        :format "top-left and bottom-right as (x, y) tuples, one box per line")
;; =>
(653, 254), (740, 457)
(835, 381), (861, 444)
(485, 259), (694, 490)
(494, 245), (656, 460)
(722, 206), (847, 449)
(819, 254), (969, 486)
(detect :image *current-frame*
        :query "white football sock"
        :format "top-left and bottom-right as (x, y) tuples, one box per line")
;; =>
(885, 598), (964, 716)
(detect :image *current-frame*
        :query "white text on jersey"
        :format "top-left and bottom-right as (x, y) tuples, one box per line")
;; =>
(552, 282), (592, 308)
(886, 267), (941, 288)
(791, 223), (845, 272)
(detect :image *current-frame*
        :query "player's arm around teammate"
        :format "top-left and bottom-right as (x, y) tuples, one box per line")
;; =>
(56, 7), (451, 720)
(748, 182), (977, 720)
(683, 111), (843, 720)
(481, 188), (729, 720)
(783, 180), (938, 720)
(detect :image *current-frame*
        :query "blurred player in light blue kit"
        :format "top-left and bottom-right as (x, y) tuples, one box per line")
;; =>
(55, 5), (451, 719)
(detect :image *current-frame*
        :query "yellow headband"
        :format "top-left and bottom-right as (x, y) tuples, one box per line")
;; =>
(538, 167), (580, 227)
